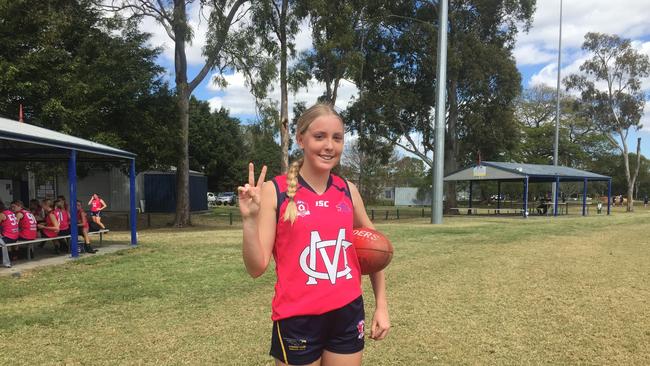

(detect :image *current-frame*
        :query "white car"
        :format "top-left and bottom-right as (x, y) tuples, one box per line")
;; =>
(207, 192), (216, 206)
(216, 192), (237, 205)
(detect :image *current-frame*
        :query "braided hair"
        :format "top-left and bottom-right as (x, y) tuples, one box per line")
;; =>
(283, 103), (343, 224)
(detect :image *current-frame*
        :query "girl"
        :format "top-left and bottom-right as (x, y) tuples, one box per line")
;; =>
(88, 194), (107, 230)
(37, 199), (60, 253)
(54, 199), (71, 252)
(239, 103), (390, 366)
(1, 200), (20, 262)
(76, 200), (97, 253)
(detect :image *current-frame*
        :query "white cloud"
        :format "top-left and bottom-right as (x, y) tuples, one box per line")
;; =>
(138, 2), (245, 67)
(516, 0), (650, 53)
(206, 71), (359, 119)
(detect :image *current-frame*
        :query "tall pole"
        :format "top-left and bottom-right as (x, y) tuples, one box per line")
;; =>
(431, 0), (448, 224)
(552, 0), (563, 202)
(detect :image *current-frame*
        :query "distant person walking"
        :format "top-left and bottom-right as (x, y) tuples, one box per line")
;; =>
(644, 195), (648, 208)
(88, 194), (107, 230)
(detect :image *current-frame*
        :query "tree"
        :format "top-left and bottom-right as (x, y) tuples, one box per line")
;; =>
(252, 0), (302, 173)
(0, 0), (180, 171)
(340, 138), (396, 204)
(242, 105), (283, 179)
(187, 97), (247, 191)
(565, 32), (650, 211)
(293, 0), (372, 104)
(102, 0), (274, 226)
(346, 0), (535, 211)
(513, 85), (612, 168)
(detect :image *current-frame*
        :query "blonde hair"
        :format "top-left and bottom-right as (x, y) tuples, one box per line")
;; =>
(283, 103), (343, 224)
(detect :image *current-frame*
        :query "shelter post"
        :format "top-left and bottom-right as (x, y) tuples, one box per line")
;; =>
(68, 150), (79, 257)
(554, 176), (560, 217)
(497, 181), (502, 211)
(523, 176), (529, 218)
(607, 179), (612, 215)
(582, 178), (588, 216)
(469, 181), (473, 211)
(129, 159), (137, 246)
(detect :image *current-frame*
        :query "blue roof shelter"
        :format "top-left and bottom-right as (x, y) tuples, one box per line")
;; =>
(0, 117), (138, 259)
(444, 161), (612, 217)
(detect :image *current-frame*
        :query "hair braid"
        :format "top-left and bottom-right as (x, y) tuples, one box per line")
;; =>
(283, 158), (304, 224)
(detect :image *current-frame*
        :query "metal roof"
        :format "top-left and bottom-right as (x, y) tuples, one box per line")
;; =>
(444, 161), (610, 182)
(0, 117), (135, 162)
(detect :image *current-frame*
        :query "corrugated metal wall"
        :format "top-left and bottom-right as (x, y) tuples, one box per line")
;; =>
(57, 168), (207, 212)
(144, 173), (208, 212)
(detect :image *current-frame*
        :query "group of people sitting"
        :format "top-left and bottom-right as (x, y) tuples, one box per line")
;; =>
(0, 194), (107, 261)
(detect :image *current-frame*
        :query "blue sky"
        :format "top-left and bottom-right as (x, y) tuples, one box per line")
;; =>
(141, 0), (650, 158)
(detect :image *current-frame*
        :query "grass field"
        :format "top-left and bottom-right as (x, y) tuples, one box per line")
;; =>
(1, 211), (649, 365)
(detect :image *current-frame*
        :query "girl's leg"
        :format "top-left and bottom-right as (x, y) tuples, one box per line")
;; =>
(95, 216), (106, 230)
(275, 358), (321, 366)
(321, 350), (362, 366)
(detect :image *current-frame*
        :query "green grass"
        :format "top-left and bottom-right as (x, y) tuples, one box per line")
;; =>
(1, 212), (649, 365)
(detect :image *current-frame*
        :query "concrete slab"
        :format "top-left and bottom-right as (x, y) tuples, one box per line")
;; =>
(0, 243), (133, 277)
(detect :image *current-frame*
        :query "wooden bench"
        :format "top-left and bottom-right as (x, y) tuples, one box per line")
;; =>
(1, 229), (109, 268)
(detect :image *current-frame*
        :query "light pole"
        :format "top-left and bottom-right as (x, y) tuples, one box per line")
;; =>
(552, 0), (563, 210)
(432, 0), (448, 224)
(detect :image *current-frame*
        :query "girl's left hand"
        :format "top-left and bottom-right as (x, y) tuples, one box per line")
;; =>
(370, 307), (390, 340)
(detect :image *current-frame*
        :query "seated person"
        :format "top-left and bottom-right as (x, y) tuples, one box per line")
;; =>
(11, 200), (38, 258)
(37, 199), (61, 254)
(76, 200), (96, 254)
(536, 198), (548, 215)
(1, 200), (20, 261)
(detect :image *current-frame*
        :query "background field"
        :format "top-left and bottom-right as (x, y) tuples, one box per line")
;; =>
(1, 212), (649, 365)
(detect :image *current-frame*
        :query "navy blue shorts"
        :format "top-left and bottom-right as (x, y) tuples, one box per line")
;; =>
(90, 211), (101, 217)
(270, 295), (365, 365)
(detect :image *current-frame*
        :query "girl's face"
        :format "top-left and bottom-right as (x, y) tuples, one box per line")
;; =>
(76, 202), (83, 210)
(297, 114), (344, 173)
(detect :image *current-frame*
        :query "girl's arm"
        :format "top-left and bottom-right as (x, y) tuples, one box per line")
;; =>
(79, 212), (88, 227)
(348, 181), (390, 341)
(39, 213), (60, 231)
(99, 199), (107, 211)
(239, 164), (276, 278)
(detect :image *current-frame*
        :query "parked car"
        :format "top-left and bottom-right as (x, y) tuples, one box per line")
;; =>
(216, 191), (237, 205)
(207, 192), (216, 206)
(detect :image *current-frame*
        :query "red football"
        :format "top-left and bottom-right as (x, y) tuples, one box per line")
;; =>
(352, 228), (394, 275)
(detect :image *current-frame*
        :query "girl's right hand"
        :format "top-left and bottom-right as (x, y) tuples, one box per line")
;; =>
(237, 163), (267, 219)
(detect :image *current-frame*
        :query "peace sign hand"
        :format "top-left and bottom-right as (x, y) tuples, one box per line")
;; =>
(237, 163), (267, 219)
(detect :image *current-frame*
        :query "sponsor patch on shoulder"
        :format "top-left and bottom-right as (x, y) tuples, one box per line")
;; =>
(336, 201), (352, 213)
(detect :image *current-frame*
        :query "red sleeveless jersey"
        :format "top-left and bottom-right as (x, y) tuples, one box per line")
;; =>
(77, 209), (89, 230)
(42, 209), (59, 238)
(270, 174), (361, 321)
(90, 198), (102, 212)
(1, 209), (19, 239)
(56, 208), (70, 230)
(18, 209), (38, 240)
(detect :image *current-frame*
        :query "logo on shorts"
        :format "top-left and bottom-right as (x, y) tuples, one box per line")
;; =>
(299, 228), (353, 285)
(296, 200), (310, 217)
(357, 320), (365, 339)
(285, 338), (307, 351)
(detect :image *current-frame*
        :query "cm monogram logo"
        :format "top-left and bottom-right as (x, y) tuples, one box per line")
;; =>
(299, 228), (353, 285)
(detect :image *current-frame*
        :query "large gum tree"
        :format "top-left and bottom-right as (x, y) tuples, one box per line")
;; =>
(565, 32), (650, 211)
(101, 0), (273, 226)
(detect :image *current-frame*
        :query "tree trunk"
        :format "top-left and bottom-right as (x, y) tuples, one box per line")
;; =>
(173, 0), (191, 227)
(627, 137), (642, 212)
(279, 0), (289, 173)
(174, 89), (191, 226)
(444, 79), (459, 212)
